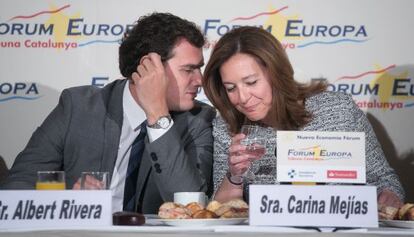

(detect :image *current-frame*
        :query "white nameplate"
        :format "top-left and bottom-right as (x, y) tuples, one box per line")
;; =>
(0, 190), (112, 229)
(277, 131), (366, 183)
(249, 185), (378, 228)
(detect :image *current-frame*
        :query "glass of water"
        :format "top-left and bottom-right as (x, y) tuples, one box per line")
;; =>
(239, 125), (267, 181)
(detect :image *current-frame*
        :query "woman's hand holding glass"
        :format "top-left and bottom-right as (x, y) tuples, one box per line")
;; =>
(228, 134), (255, 177)
(228, 125), (266, 182)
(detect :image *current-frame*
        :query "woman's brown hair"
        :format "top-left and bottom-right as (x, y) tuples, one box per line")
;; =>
(203, 26), (326, 134)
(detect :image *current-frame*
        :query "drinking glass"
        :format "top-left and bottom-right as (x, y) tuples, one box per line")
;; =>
(36, 171), (66, 190)
(239, 125), (267, 181)
(80, 171), (109, 190)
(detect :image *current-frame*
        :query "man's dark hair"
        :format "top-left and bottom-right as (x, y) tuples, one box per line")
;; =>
(119, 12), (205, 78)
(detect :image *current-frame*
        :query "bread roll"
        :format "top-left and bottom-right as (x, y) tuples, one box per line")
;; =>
(378, 204), (398, 220)
(206, 200), (222, 213)
(159, 202), (181, 210)
(158, 202), (191, 219)
(223, 199), (248, 209)
(214, 204), (232, 217)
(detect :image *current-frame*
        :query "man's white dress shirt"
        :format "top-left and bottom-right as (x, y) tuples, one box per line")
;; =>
(110, 81), (173, 212)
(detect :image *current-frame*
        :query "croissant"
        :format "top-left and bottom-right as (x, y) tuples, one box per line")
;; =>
(185, 202), (204, 215)
(220, 207), (249, 218)
(398, 203), (414, 220)
(213, 199), (249, 217)
(192, 209), (218, 219)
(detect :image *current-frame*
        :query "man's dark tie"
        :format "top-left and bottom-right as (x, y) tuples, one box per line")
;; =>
(123, 124), (146, 211)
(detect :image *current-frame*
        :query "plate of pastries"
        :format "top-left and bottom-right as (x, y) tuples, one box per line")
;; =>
(379, 203), (414, 228)
(157, 199), (248, 226)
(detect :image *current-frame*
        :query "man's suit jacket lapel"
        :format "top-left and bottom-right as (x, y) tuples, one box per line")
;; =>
(100, 80), (126, 180)
(134, 147), (152, 211)
(134, 113), (180, 212)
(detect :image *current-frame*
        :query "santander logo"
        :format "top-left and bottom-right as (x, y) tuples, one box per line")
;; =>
(327, 170), (357, 179)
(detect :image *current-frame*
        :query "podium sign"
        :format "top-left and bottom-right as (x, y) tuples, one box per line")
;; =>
(0, 190), (112, 229)
(249, 185), (378, 228)
(277, 131), (366, 183)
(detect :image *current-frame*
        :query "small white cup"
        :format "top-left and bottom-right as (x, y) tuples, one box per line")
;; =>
(174, 192), (207, 207)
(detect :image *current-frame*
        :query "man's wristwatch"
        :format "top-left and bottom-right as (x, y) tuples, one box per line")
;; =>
(226, 171), (243, 185)
(148, 115), (172, 129)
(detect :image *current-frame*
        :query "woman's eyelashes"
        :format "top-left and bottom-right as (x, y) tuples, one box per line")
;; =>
(224, 79), (258, 93)
(245, 80), (257, 86)
(225, 84), (236, 93)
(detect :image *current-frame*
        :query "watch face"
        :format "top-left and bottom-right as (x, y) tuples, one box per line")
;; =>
(158, 117), (170, 129)
(149, 115), (171, 129)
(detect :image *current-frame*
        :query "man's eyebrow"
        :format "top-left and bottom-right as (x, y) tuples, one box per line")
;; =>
(182, 61), (204, 69)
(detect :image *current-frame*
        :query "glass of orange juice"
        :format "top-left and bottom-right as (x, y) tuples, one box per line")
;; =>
(36, 171), (66, 190)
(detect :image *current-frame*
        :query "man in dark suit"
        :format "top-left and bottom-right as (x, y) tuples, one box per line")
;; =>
(1, 13), (216, 214)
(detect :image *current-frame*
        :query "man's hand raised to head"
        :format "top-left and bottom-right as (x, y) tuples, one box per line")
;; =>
(130, 53), (169, 124)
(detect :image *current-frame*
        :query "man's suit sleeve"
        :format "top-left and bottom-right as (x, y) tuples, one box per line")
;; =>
(144, 105), (216, 201)
(1, 90), (72, 189)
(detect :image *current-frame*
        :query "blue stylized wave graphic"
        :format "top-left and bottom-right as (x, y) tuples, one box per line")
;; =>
(78, 39), (121, 47)
(405, 102), (414, 108)
(297, 39), (368, 48)
(0, 96), (42, 102)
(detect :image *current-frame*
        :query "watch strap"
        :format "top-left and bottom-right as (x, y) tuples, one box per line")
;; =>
(226, 171), (243, 185)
